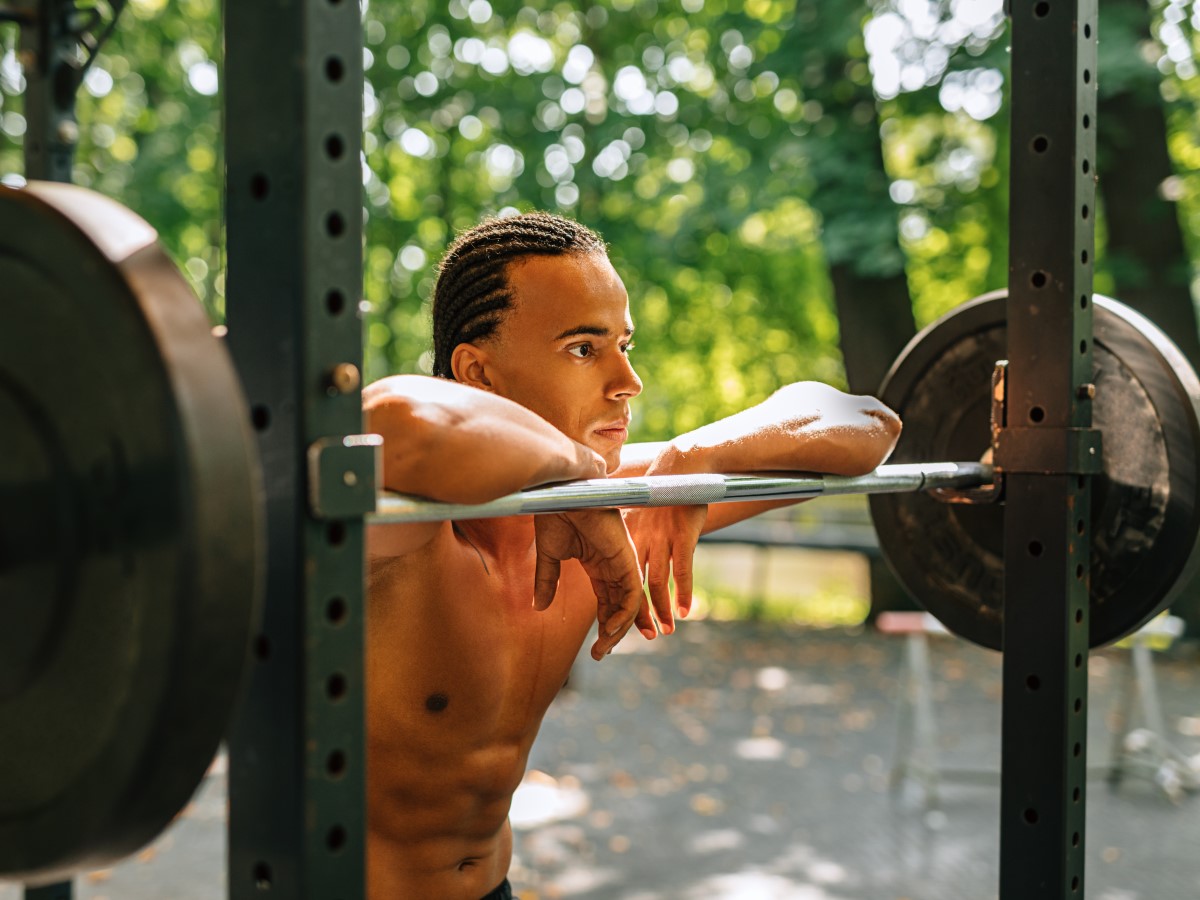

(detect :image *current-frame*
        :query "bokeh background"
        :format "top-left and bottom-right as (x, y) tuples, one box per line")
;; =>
(4, 0), (1200, 440)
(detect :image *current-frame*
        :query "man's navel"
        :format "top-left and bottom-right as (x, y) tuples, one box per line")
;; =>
(425, 692), (449, 713)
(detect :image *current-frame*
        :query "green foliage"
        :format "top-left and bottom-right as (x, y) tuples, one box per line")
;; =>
(2, 1), (1198, 439)
(359, 0), (853, 439)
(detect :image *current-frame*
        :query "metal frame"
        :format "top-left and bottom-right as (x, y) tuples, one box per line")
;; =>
(223, 2), (369, 897)
(13, 0), (126, 182)
(999, 2), (1098, 897)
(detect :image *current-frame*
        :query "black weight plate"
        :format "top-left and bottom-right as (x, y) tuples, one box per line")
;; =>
(0, 183), (264, 882)
(869, 290), (1200, 651)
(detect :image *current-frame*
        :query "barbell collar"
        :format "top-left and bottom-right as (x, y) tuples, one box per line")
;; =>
(370, 462), (993, 524)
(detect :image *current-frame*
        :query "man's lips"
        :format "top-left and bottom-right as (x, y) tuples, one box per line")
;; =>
(593, 420), (630, 442)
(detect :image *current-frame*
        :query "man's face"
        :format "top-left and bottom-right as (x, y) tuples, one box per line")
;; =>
(476, 252), (642, 472)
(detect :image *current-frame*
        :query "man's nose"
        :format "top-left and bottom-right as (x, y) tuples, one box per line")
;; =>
(607, 353), (642, 399)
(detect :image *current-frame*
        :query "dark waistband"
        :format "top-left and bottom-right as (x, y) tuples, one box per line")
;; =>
(479, 878), (513, 900)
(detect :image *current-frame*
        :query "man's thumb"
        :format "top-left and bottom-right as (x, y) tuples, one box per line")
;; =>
(533, 552), (561, 610)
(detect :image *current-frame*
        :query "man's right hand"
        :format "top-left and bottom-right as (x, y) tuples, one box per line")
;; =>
(532, 508), (655, 660)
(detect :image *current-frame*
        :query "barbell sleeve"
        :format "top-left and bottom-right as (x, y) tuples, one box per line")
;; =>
(370, 461), (993, 524)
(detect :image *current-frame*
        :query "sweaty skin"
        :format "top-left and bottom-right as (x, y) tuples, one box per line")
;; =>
(364, 252), (901, 899)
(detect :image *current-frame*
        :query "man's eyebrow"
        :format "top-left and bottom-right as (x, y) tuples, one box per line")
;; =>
(553, 324), (635, 340)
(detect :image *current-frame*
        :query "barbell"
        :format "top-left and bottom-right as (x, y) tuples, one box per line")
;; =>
(3, 182), (1200, 882)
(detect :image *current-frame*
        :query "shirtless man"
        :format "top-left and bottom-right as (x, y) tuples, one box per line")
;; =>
(364, 213), (901, 899)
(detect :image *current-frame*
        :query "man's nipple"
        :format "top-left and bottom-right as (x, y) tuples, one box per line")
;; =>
(425, 692), (449, 713)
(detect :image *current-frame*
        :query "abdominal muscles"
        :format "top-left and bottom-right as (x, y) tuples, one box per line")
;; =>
(365, 548), (596, 900)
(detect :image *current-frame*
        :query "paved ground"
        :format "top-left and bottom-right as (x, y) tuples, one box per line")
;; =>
(5, 621), (1200, 899)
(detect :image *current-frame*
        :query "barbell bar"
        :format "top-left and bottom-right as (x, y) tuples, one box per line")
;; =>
(370, 461), (994, 524)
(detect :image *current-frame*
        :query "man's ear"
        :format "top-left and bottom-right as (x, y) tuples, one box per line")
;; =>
(450, 343), (494, 391)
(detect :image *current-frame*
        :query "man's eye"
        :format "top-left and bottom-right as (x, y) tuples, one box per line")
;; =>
(568, 343), (593, 358)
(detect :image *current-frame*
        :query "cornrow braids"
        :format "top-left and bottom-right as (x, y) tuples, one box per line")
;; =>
(431, 212), (608, 379)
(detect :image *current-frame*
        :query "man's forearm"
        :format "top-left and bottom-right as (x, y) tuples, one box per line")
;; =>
(365, 375), (603, 503)
(653, 381), (901, 478)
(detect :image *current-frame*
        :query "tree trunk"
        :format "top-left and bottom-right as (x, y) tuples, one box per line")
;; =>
(1097, 0), (1200, 635)
(780, 0), (919, 618)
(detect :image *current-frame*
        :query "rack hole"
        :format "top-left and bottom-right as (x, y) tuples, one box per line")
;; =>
(251, 405), (271, 431)
(326, 749), (347, 778)
(326, 596), (348, 625)
(1076, 563), (1085, 580)
(250, 173), (270, 200)
(1028, 540), (1044, 557)
(1083, 114), (1090, 129)
(1081, 204), (1089, 219)
(254, 635), (271, 661)
(1084, 23), (1091, 38)
(1083, 69), (1091, 84)
(1030, 270), (1048, 289)
(1073, 786), (1081, 801)
(1080, 294), (1089, 310)
(1075, 697), (1083, 713)
(326, 289), (347, 316)
(253, 861), (273, 889)
(1031, 135), (1049, 153)
(325, 133), (346, 160)
(1072, 875), (1080, 892)
(1082, 158), (1090, 174)
(1075, 608), (1084, 623)
(1079, 339), (1087, 355)
(1029, 406), (1045, 423)
(327, 672), (348, 701)
(1034, 1), (1049, 16)
(325, 56), (345, 83)
(1075, 653), (1083, 669)
(1026, 675), (1040, 691)
(1077, 519), (1085, 535)
(326, 211), (346, 238)
(327, 824), (347, 852)
(1074, 742), (1082, 757)
(327, 522), (347, 546)
(1081, 249), (1089, 265)
(1077, 475), (1086, 489)
(1024, 807), (1039, 825)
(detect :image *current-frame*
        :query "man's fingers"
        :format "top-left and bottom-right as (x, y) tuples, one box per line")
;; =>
(634, 596), (657, 640)
(645, 548), (675, 634)
(633, 546), (657, 639)
(673, 543), (694, 619)
(533, 551), (561, 611)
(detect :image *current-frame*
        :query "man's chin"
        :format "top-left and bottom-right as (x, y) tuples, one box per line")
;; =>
(598, 446), (623, 475)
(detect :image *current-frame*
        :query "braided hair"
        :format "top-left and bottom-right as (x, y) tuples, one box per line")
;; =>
(431, 212), (608, 379)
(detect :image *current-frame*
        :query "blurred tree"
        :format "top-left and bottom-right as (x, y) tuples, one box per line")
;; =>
(3, 0), (1198, 451)
(0, 0), (223, 317)
(773, 0), (915, 397)
(1096, 0), (1200, 364)
(1096, 0), (1200, 636)
(359, 0), (845, 441)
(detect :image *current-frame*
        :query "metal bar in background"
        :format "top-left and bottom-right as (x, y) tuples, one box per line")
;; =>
(371, 463), (993, 524)
(1000, 1), (1098, 898)
(223, 0), (368, 897)
(16, 0), (76, 181)
(23, 883), (71, 900)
